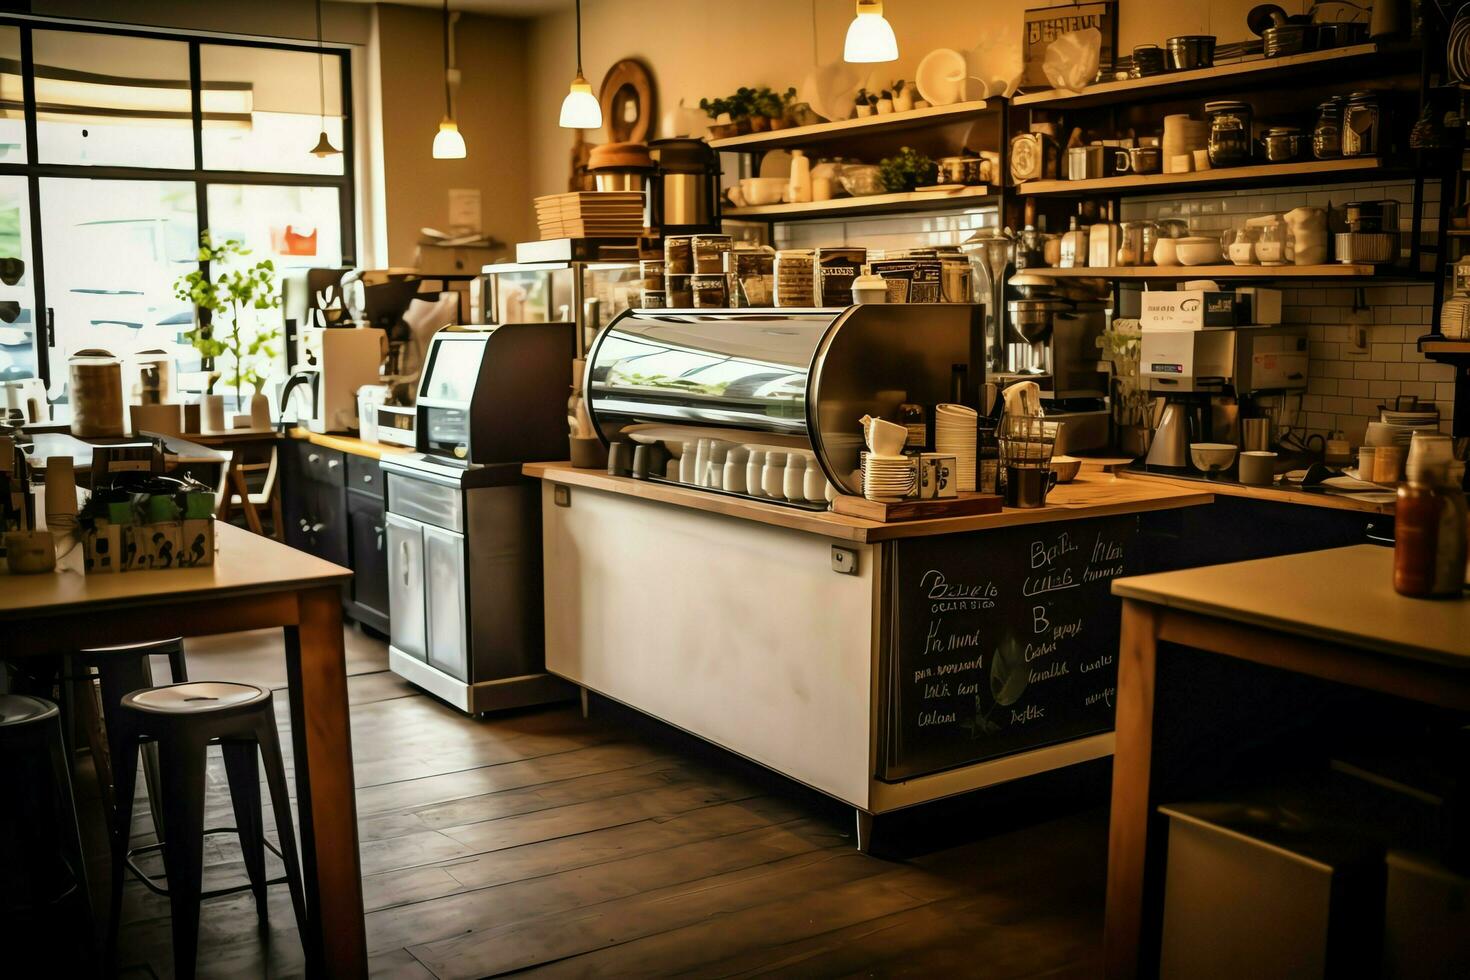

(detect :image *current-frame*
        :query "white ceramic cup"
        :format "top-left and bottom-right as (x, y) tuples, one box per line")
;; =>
(707, 443), (729, 490)
(678, 442), (697, 484)
(762, 452), (788, 500)
(746, 450), (766, 497)
(783, 453), (807, 501)
(693, 439), (711, 487)
(1364, 422), (1397, 448)
(860, 415), (908, 457)
(1238, 450), (1277, 485)
(723, 447), (749, 494)
(803, 458), (827, 501)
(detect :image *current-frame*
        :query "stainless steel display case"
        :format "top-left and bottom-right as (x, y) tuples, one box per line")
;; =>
(585, 304), (984, 505)
(481, 260), (641, 357)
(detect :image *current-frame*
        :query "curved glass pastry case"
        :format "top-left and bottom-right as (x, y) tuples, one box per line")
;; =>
(585, 304), (983, 506)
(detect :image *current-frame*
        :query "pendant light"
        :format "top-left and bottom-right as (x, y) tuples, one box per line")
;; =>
(558, 0), (602, 129)
(310, 0), (340, 157)
(432, 0), (467, 159)
(843, 0), (898, 64)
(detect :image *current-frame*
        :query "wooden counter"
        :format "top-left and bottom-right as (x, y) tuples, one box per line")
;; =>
(524, 462), (1214, 543)
(287, 427), (412, 461)
(1118, 469), (1397, 516)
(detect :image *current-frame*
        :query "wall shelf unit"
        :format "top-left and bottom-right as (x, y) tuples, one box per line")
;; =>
(1037, 264), (1383, 280)
(724, 186), (995, 222)
(1016, 157), (1386, 197)
(708, 100), (993, 152)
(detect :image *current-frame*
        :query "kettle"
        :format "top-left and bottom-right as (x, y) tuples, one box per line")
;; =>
(1145, 402), (1190, 468)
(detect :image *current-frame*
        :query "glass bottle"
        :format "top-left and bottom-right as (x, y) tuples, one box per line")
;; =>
(1393, 435), (1468, 598)
(1312, 99), (1344, 159)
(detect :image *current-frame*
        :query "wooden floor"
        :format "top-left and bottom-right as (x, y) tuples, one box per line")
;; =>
(92, 626), (1107, 979)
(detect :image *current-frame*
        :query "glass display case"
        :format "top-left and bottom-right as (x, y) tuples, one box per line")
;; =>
(481, 260), (641, 356)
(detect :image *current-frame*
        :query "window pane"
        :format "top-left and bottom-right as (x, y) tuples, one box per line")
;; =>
(0, 177), (39, 382)
(33, 31), (194, 168)
(201, 45), (344, 176)
(0, 27), (25, 164)
(40, 178), (199, 392)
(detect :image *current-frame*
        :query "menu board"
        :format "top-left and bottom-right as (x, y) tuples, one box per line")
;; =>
(880, 515), (1136, 781)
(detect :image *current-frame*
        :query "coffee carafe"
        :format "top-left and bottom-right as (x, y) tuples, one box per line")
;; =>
(959, 227), (1014, 375)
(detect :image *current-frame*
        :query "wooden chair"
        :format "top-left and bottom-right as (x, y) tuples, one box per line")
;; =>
(218, 445), (282, 540)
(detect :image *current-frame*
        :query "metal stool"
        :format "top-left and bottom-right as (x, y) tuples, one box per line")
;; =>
(0, 694), (94, 974)
(106, 682), (307, 979)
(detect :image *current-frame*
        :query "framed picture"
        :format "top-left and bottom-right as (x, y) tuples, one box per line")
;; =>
(1021, 1), (1118, 90)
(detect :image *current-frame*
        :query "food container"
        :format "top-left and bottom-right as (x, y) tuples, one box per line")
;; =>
(664, 235), (693, 275)
(1124, 145), (1162, 174)
(666, 274), (694, 308)
(939, 256), (972, 302)
(852, 273), (889, 304)
(816, 247), (866, 306)
(1227, 228), (1259, 265)
(1131, 44), (1167, 77)
(774, 249), (815, 307)
(1334, 232), (1398, 264)
(691, 273), (731, 307)
(725, 246), (775, 307)
(1175, 236), (1224, 266)
(691, 234), (732, 274)
(68, 349), (125, 437)
(1342, 91), (1381, 157)
(1009, 131), (1058, 183)
(1166, 35), (1216, 70)
(638, 289), (667, 309)
(838, 164), (884, 197)
(1204, 100), (1253, 167)
(640, 258), (666, 292)
(1117, 221), (1156, 267)
(1312, 99), (1344, 158)
(1261, 126), (1304, 162)
(1344, 200), (1398, 233)
(1067, 144), (1107, 180)
(1262, 24), (1315, 57)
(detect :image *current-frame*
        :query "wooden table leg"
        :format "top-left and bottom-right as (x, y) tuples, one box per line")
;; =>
(1104, 599), (1160, 980)
(229, 463), (264, 536)
(284, 586), (366, 978)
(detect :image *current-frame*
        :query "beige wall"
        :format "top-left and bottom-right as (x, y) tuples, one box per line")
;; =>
(376, 3), (533, 265)
(525, 0), (1309, 200)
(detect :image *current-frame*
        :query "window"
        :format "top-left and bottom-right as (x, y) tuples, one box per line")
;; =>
(0, 18), (355, 394)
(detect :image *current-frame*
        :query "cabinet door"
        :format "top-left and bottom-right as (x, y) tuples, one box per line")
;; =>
(281, 441), (313, 552)
(423, 525), (469, 682)
(385, 514), (426, 660)
(347, 491), (390, 630)
(309, 480), (349, 567)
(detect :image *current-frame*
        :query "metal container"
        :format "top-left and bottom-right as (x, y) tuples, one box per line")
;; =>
(1262, 23), (1315, 57)
(649, 137), (722, 235)
(1067, 144), (1107, 181)
(1130, 43), (1167, 77)
(584, 304), (984, 503)
(1344, 199), (1398, 233)
(1205, 100), (1254, 167)
(68, 348), (125, 437)
(1166, 34), (1216, 70)
(1342, 91), (1381, 157)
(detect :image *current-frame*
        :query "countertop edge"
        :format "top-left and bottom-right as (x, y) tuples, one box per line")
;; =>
(524, 462), (1214, 543)
(1117, 469), (1396, 516)
(288, 428), (414, 461)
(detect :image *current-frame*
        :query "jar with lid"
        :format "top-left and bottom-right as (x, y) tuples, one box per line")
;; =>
(1261, 126), (1304, 163)
(1204, 100), (1253, 167)
(1312, 99), (1344, 159)
(774, 249), (816, 307)
(1342, 91), (1381, 157)
(1393, 434), (1468, 598)
(1116, 220), (1156, 267)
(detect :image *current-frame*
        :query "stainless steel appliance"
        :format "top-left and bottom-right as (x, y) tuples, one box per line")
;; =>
(381, 322), (576, 714)
(584, 304), (984, 504)
(648, 137), (721, 236)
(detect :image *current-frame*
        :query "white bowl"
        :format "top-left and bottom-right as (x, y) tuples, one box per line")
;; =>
(739, 177), (786, 206)
(1050, 455), (1082, 483)
(1190, 442), (1238, 473)
(1176, 237), (1223, 266)
(916, 48), (968, 107)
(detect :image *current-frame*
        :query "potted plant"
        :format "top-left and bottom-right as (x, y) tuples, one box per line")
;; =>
(731, 86), (757, 133)
(173, 233), (283, 415)
(877, 146), (938, 193)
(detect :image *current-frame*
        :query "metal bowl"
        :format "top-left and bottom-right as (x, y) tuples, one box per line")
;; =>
(1166, 35), (1216, 70)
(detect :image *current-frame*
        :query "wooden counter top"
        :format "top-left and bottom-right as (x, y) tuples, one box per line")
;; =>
(288, 427), (412, 460)
(1112, 544), (1470, 669)
(523, 462), (1213, 544)
(1118, 469), (1396, 516)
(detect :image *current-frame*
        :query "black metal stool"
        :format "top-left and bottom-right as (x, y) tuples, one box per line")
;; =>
(106, 681), (307, 979)
(0, 694), (95, 975)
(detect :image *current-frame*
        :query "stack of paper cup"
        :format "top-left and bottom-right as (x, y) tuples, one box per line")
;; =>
(1162, 114), (1208, 173)
(934, 403), (978, 492)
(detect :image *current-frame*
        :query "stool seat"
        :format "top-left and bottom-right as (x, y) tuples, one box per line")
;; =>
(123, 682), (269, 715)
(0, 694), (59, 727)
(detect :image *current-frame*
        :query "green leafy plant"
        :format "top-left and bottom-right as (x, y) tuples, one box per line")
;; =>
(878, 146), (938, 193)
(173, 233), (282, 410)
(753, 86), (797, 119)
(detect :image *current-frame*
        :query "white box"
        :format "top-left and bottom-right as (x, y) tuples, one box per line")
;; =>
(1140, 290), (1241, 330)
(1238, 287), (1283, 325)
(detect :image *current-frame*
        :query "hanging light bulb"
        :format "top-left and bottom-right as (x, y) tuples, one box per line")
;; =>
(844, 0), (898, 64)
(432, 0), (467, 158)
(310, 0), (340, 157)
(559, 0), (602, 129)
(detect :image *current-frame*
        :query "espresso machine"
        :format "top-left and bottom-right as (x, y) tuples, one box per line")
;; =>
(1003, 273), (1111, 453)
(1140, 325), (1309, 465)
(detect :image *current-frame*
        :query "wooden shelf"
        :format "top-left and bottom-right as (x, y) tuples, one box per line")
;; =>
(1013, 43), (1386, 110)
(723, 185), (994, 222)
(1016, 157), (1384, 197)
(1035, 264), (1381, 279)
(708, 100), (992, 151)
(1420, 338), (1470, 363)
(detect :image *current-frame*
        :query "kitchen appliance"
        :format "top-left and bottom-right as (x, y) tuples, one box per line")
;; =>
(648, 137), (721, 236)
(279, 326), (384, 433)
(584, 304), (984, 504)
(381, 322), (576, 714)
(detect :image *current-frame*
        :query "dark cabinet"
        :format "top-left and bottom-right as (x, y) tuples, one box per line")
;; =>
(280, 439), (390, 635)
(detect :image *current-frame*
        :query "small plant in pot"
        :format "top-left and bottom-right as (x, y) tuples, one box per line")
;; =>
(755, 86), (798, 130)
(173, 233), (283, 414)
(699, 96), (736, 139)
(878, 146), (938, 193)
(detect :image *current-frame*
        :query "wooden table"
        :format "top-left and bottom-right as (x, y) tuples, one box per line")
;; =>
(1104, 545), (1470, 978)
(0, 522), (367, 977)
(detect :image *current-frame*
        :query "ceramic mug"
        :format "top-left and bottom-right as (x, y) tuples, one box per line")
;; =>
(783, 453), (807, 501)
(762, 452), (787, 500)
(803, 460), (827, 502)
(678, 442), (698, 484)
(724, 447), (750, 494)
(920, 453), (958, 499)
(745, 450), (766, 497)
(5, 529), (55, 573)
(1238, 450), (1277, 485)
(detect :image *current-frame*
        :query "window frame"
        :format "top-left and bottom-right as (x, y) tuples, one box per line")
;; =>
(0, 15), (357, 385)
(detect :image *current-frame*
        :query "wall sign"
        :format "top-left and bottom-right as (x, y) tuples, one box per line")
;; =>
(1021, 1), (1118, 90)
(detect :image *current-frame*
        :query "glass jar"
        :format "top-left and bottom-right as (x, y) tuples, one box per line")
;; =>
(1261, 126), (1303, 163)
(774, 249), (816, 307)
(1312, 99), (1344, 159)
(1342, 91), (1381, 157)
(1204, 100), (1253, 167)
(1116, 220), (1156, 267)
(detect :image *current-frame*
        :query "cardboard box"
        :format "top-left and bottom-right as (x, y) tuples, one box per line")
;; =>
(143, 521), (183, 570)
(1141, 289), (1241, 330)
(178, 519), (215, 568)
(1238, 287), (1283, 325)
(121, 524), (152, 571)
(83, 522), (121, 574)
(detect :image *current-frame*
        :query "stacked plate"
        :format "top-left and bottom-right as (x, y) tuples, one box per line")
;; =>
(862, 453), (917, 500)
(1380, 407), (1440, 446)
(934, 403), (977, 492)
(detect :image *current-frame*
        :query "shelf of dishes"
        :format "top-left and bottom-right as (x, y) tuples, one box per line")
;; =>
(1014, 157), (1383, 197)
(724, 185), (995, 221)
(707, 99), (993, 151)
(1013, 43), (1386, 111)
(1037, 264), (1378, 279)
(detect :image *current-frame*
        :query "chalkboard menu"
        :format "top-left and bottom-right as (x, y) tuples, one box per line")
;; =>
(880, 515), (1136, 781)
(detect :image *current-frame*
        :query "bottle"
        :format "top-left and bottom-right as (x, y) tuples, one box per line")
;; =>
(950, 363), (969, 406)
(1089, 201), (1121, 269)
(1060, 214), (1084, 268)
(787, 149), (812, 204)
(1393, 435), (1468, 598)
